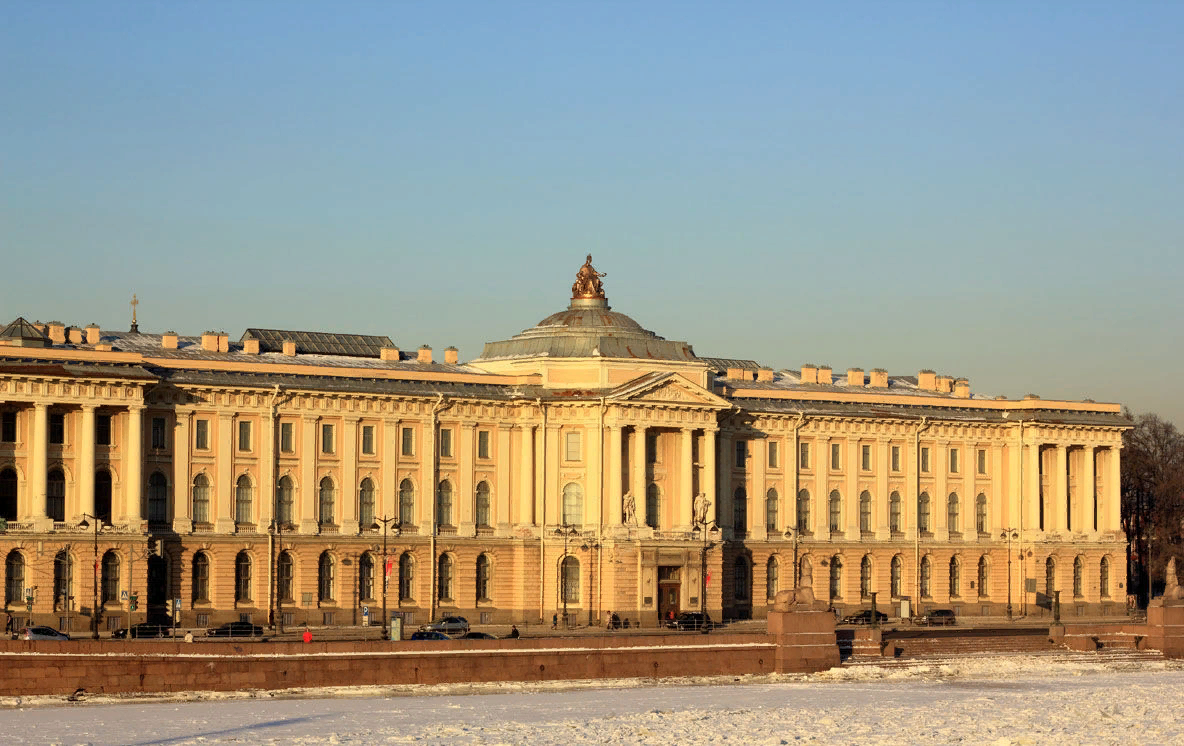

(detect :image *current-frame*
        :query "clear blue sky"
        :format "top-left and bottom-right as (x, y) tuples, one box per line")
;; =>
(3, 2), (1181, 424)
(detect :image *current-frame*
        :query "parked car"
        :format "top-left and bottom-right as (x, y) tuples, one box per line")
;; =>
(672, 612), (715, 631)
(839, 609), (889, 625)
(206, 621), (265, 637)
(114, 622), (173, 639)
(16, 626), (70, 641)
(409, 630), (452, 641)
(420, 616), (470, 635)
(460, 631), (497, 639)
(915, 609), (957, 626)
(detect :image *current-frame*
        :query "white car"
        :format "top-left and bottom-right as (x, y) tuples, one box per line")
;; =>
(420, 616), (469, 635)
(17, 625), (70, 641)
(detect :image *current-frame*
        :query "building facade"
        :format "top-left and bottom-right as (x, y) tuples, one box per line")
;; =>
(0, 258), (1129, 632)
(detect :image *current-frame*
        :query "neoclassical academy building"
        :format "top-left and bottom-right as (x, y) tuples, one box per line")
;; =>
(0, 258), (1128, 633)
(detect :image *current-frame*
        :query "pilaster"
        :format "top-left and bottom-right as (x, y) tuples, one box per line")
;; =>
(78, 404), (97, 522)
(125, 404), (144, 526)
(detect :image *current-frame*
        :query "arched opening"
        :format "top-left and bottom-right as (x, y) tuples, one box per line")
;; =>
(1073, 555), (1085, 598)
(235, 475), (253, 525)
(859, 491), (872, 533)
(399, 479), (415, 525)
(947, 493), (960, 533)
(277, 551), (294, 602)
(398, 553), (414, 601)
(436, 480), (453, 528)
(235, 551), (252, 603)
(318, 551), (335, 602)
(828, 490), (842, 533)
(192, 474), (211, 525)
(318, 477), (336, 528)
(890, 555), (903, 598)
(796, 489), (811, 533)
(275, 476), (294, 525)
(437, 554), (454, 601)
(918, 492), (931, 533)
(101, 550), (121, 605)
(889, 491), (902, 534)
(5, 550), (25, 605)
(560, 555), (580, 604)
(975, 493), (988, 534)
(920, 555), (932, 598)
(146, 554), (168, 609)
(766, 488), (779, 533)
(54, 550), (74, 612)
(476, 553), (492, 602)
(645, 483), (661, 529)
(949, 557), (961, 598)
(828, 555), (843, 601)
(978, 556), (990, 598)
(358, 552), (375, 602)
(475, 481), (491, 528)
(358, 478), (375, 529)
(561, 483), (583, 526)
(1045, 557), (1057, 598)
(860, 555), (872, 599)
(766, 556), (779, 599)
(734, 557), (752, 606)
(191, 551), (210, 603)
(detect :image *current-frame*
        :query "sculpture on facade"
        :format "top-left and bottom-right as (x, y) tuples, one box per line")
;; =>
(572, 254), (607, 299)
(622, 491), (637, 525)
(693, 492), (710, 526)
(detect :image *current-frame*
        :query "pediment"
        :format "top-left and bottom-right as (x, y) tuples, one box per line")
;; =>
(609, 372), (730, 409)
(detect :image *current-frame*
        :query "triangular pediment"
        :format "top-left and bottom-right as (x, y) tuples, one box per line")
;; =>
(609, 372), (730, 408)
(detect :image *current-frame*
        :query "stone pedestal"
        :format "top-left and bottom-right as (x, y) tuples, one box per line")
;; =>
(1147, 604), (1184, 658)
(768, 609), (840, 673)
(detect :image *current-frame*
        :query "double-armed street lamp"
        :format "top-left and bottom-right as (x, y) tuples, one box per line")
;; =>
(269, 517), (289, 634)
(1001, 528), (1019, 620)
(371, 516), (402, 638)
(78, 513), (110, 640)
(691, 498), (718, 635)
(555, 522), (580, 628)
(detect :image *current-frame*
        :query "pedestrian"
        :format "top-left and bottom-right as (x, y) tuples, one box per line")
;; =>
(552, 613), (558, 629)
(302, 627), (312, 644)
(509, 625), (520, 639)
(3, 613), (12, 635)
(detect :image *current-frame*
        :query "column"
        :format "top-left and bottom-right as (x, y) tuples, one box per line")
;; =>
(906, 437), (918, 540)
(172, 411), (191, 531)
(681, 427), (695, 531)
(607, 425), (623, 525)
(515, 424), (532, 525)
(1054, 444), (1068, 533)
(260, 408), (276, 529)
(30, 403), (48, 520)
(751, 435), (766, 538)
(875, 438), (890, 539)
(586, 423), (602, 527)
(125, 405), (144, 525)
(382, 418), (399, 520)
(934, 441), (949, 542)
(544, 425), (560, 524)
(79, 404), (97, 520)
(703, 428), (717, 525)
(496, 425), (511, 528)
(301, 416), (319, 532)
(845, 438), (859, 539)
(631, 425), (647, 522)
(1081, 445), (1096, 534)
(1106, 446), (1121, 533)
(342, 416), (359, 532)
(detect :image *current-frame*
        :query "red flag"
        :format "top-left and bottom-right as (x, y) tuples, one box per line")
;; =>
(385, 559), (394, 579)
(705, 572), (711, 586)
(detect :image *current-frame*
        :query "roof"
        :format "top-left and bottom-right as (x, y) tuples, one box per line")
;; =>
(240, 328), (395, 358)
(0, 318), (50, 347)
(731, 396), (1130, 428)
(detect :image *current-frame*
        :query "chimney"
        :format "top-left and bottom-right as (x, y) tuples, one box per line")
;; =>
(94, 343), (113, 352)
(85, 324), (101, 345)
(756, 368), (774, 382)
(936, 375), (954, 394)
(818, 366), (833, 385)
(418, 345), (433, 363)
(1023, 393), (1040, 400)
(954, 378), (970, 398)
(800, 364), (818, 384)
(217, 332), (229, 353)
(32, 322), (46, 334)
(846, 368), (864, 387)
(444, 346), (459, 365)
(380, 346), (401, 361)
(242, 338), (260, 354)
(201, 331), (219, 352)
(870, 368), (888, 388)
(918, 370), (937, 391)
(161, 332), (178, 349)
(47, 321), (66, 344)
(67, 327), (83, 345)
(282, 340), (297, 356)
(726, 367), (745, 380)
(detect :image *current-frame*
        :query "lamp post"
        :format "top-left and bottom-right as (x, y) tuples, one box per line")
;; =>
(371, 516), (401, 638)
(1001, 528), (1019, 620)
(555, 523), (579, 628)
(785, 527), (799, 588)
(692, 511), (718, 634)
(269, 518), (287, 635)
(78, 513), (109, 640)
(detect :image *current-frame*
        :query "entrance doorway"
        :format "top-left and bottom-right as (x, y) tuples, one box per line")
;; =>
(658, 566), (681, 625)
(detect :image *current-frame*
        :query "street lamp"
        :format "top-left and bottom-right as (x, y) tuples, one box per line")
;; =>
(784, 527), (799, 589)
(78, 513), (110, 640)
(371, 516), (402, 638)
(269, 518), (289, 634)
(692, 505), (718, 635)
(1000, 528), (1019, 620)
(555, 522), (580, 629)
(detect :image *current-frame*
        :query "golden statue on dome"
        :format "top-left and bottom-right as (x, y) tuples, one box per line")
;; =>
(572, 254), (607, 299)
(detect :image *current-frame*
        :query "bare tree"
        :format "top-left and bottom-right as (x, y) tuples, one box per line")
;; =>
(1122, 410), (1184, 605)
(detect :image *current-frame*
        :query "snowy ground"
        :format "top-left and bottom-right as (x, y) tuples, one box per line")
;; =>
(1, 653), (1182, 745)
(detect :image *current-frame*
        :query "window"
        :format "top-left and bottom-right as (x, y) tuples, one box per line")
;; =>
(318, 552), (335, 602)
(476, 554), (492, 602)
(192, 474), (211, 524)
(1045, 557), (1056, 597)
(230, 475), (250, 524)
(918, 492), (931, 532)
(735, 440), (747, 464)
(401, 427), (414, 456)
(860, 556), (872, 599)
(318, 477), (335, 526)
(859, 491), (872, 532)
(796, 489), (810, 532)
(978, 556), (990, 598)
(920, 556), (932, 598)
(436, 480), (453, 527)
(0, 412), (15, 443)
(194, 419), (209, 450)
(949, 557), (961, 598)
(645, 483), (660, 529)
(947, 493), (960, 533)
(399, 479), (415, 525)
(828, 490), (842, 532)
(975, 494), (988, 533)
(47, 468), (65, 522)
(889, 492), (902, 533)
(1100, 557), (1110, 598)
(891, 445), (900, 472)
(830, 443), (841, 470)
(275, 476), (294, 525)
(562, 482), (583, 526)
(828, 556), (842, 600)
(475, 481), (491, 527)
(799, 442), (810, 469)
(767, 557), (779, 599)
(361, 425), (375, 455)
(278, 551), (294, 602)
(150, 416), (166, 449)
(1073, 556), (1084, 598)
(920, 447), (930, 473)
(766, 488), (778, 532)
(949, 448), (959, 474)
(565, 431), (581, 462)
(279, 422), (293, 453)
(437, 554), (454, 601)
(53, 551), (72, 612)
(977, 448), (987, 475)
(148, 472), (168, 523)
(768, 441), (779, 469)
(95, 470), (112, 523)
(50, 413), (66, 445)
(861, 444), (871, 471)
(237, 420), (251, 452)
(0, 468), (16, 521)
(96, 414), (111, 446)
(235, 552), (251, 603)
(101, 551), (120, 605)
(321, 424), (334, 455)
(398, 553), (414, 601)
(191, 551), (209, 602)
(733, 487), (747, 536)
(561, 556), (580, 603)
(5, 551), (25, 606)
(359, 553), (374, 601)
(646, 433), (658, 464)
(477, 430), (491, 459)
(733, 559), (750, 602)
(890, 555), (902, 597)
(358, 478), (375, 528)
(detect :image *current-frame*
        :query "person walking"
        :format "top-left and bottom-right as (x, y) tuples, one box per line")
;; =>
(302, 627), (312, 644)
(509, 625), (520, 639)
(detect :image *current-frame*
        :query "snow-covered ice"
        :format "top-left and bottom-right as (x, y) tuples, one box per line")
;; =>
(2, 653), (1182, 744)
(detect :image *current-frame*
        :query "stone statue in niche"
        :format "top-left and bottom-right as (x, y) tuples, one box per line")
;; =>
(693, 493), (710, 526)
(572, 254), (607, 299)
(622, 492), (637, 525)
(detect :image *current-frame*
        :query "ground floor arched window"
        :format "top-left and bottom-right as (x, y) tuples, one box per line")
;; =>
(5, 550), (25, 605)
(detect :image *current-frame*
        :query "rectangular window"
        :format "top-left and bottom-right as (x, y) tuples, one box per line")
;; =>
(361, 425), (375, 455)
(401, 427), (414, 457)
(861, 444), (872, 471)
(150, 416), (166, 449)
(321, 423), (335, 454)
(477, 430), (491, 459)
(645, 433), (658, 464)
(192, 419), (209, 450)
(238, 421), (252, 452)
(280, 422), (293, 453)
(438, 428), (452, 458)
(949, 448), (959, 474)
(799, 442), (810, 469)
(96, 414), (111, 446)
(891, 445), (901, 472)
(565, 431), (581, 462)
(830, 443), (841, 470)
(735, 440), (747, 464)
(767, 441), (779, 469)
(977, 448), (987, 475)
(0, 412), (14, 443)
(921, 447), (931, 473)
(50, 413), (66, 445)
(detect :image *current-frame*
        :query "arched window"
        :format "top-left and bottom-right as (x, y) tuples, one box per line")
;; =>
(859, 491), (872, 533)
(1045, 557), (1057, 597)
(54, 550), (73, 612)
(476, 553), (492, 602)
(275, 476), (294, 525)
(1100, 557), (1111, 598)
(890, 555), (903, 597)
(766, 557), (779, 599)
(437, 554), (454, 601)
(0, 468), (16, 521)
(319, 477), (336, 527)
(561, 556), (580, 603)
(766, 488), (779, 533)
(192, 474), (211, 524)
(148, 471), (169, 523)
(191, 551), (209, 603)
(358, 478), (375, 529)
(562, 483), (583, 526)
(399, 479), (415, 525)
(947, 493), (960, 533)
(398, 552), (415, 601)
(920, 555), (932, 598)
(47, 468), (65, 522)
(234, 551), (251, 603)
(975, 494), (988, 534)
(1073, 555), (1084, 598)
(318, 551), (335, 602)
(101, 550), (121, 605)
(828, 555), (843, 600)
(359, 553), (374, 601)
(436, 480), (453, 528)
(918, 492), (931, 533)
(95, 469), (113, 523)
(733, 487), (747, 536)
(860, 555), (872, 599)
(889, 491), (902, 533)
(646, 483), (661, 529)
(828, 490), (842, 533)
(235, 474), (253, 525)
(734, 558), (751, 603)
(796, 489), (811, 533)
(978, 556), (990, 598)
(277, 551), (294, 602)
(949, 556), (961, 598)
(475, 481), (491, 528)
(5, 550), (25, 605)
